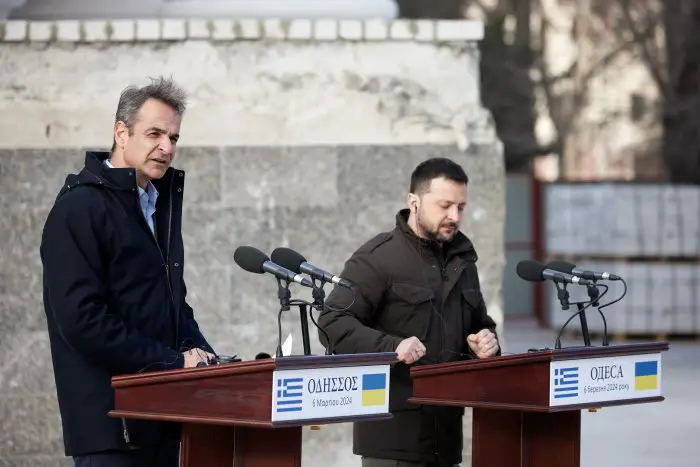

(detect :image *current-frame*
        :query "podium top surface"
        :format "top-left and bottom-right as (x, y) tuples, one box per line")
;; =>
(410, 342), (669, 378)
(112, 352), (398, 389)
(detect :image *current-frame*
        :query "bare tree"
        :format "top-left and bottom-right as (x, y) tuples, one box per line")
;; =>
(606, 0), (700, 183)
(396, 0), (699, 181)
(397, 0), (547, 171)
(659, 0), (700, 183)
(478, 0), (546, 171)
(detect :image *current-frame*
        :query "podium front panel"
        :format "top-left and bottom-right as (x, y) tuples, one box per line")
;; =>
(550, 351), (663, 407)
(271, 364), (391, 423)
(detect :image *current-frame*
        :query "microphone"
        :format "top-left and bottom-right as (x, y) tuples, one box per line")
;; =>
(516, 259), (594, 286)
(546, 260), (622, 281)
(233, 246), (313, 288)
(271, 247), (353, 288)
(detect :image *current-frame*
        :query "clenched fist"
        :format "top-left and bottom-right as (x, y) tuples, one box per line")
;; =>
(466, 329), (499, 359)
(395, 336), (426, 364)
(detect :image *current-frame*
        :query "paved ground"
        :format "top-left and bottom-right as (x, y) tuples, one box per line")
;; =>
(501, 316), (700, 467)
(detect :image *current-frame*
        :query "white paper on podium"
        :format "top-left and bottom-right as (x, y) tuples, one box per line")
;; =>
(281, 333), (293, 356)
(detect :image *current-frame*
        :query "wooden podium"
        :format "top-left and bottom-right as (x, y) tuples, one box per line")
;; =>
(109, 352), (397, 467)
(409, 342), (669, 467)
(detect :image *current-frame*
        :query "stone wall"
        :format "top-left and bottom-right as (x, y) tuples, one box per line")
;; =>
(0, 18), (505, 467)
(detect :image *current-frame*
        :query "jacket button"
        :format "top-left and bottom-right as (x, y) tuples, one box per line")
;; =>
(174, 262), (180, 267)
(177, 188), (182, 192)
(179, 173), (184, 177)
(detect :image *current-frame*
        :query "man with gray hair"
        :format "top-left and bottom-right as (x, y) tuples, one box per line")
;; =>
(40, 76), (215, 467)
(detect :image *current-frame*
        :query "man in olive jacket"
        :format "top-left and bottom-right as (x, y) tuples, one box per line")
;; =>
(318, 158), (500, 467)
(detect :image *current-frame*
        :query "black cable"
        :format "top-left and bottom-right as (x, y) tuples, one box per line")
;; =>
(307, 305), (332, 355)
(591, 283), (609, 346)
(313, 281), (358, 356)
(596, 296), (610, 346)
(583, 281), (610, 346)
(598, 277), (628, 311)
(323, 285), (358, 313)
(276, 305), (284, 358)
(274, 277), (292, 357)
(596, 277), (627, 345)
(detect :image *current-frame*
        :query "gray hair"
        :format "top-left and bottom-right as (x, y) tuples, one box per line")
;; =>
(111, 76), (187, 150)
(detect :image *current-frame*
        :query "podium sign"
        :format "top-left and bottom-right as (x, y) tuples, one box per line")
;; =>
(550, 352), (662, 407)
(272, 364), (390, 422)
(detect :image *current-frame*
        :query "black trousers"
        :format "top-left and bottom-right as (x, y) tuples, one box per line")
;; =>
(73, 441), (179, 467)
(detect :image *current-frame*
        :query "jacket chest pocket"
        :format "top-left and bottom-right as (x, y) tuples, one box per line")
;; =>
(461, 286), (483, 331)
(385, 282), (435, 340)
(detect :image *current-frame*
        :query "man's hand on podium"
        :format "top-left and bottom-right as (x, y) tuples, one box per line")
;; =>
(183, 348), (215, 368)
(466, 329), (499, 359)
(395, 336), (426, 364)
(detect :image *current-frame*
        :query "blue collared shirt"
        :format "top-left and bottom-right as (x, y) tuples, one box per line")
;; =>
(104, 159), (158, 234)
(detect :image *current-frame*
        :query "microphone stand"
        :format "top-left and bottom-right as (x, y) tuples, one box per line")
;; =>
(298, 302), (311, 356)
(297, 281), (327, 357)
(553, 282), (593, 349)
(281, 279), (327, 357)
(576, 301), (592, 347)
(577, 282), (603, 347)
(277, 278), (291, 311)
(276, 278), (292, 358)
(585, 280), (610, 346)
(275, 277), (331, 358)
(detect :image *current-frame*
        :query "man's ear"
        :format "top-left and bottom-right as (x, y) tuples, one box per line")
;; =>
(114, 121), (129, 149)
(407, 193), (419, 213)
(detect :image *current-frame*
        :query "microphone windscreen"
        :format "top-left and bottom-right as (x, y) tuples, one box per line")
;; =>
(546, 260), (575, 275)
(233, 246), (269, 274)
(516, 260), (546, 282)
(255, 352), (272, 360)
(271, 247), (306, 273)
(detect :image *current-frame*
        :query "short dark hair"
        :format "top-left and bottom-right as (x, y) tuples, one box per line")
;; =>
(111, 76), (187, 150)
(409, 157), (469, 195)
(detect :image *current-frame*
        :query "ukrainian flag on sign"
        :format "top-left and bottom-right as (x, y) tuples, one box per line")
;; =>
(362, 373), (386, 406)
(634, 361), (658, 391)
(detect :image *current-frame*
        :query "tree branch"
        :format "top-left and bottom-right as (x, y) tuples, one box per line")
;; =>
(533, 7), (566, 147)
(617, 0), (669, 95)
(581, 18), (658, 83)
(534, 12), (657, 86)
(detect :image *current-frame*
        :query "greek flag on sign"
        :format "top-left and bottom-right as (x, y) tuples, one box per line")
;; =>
(276, 377), (303, 412)
(553, 367), (579, 399)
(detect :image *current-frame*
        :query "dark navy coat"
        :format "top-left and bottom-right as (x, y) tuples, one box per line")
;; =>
(40, 151), (214, 456)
